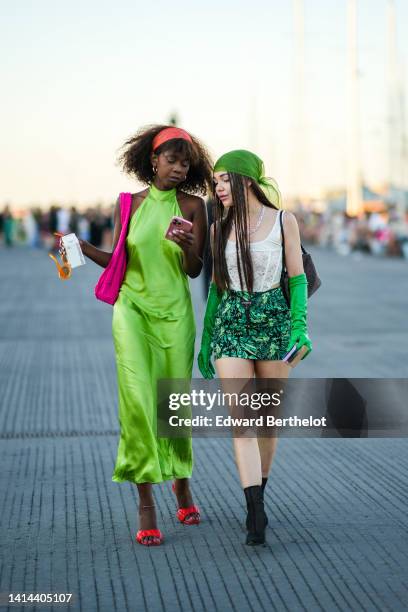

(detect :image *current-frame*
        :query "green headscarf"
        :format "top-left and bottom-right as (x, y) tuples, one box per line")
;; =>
(213, 149), (282, 208)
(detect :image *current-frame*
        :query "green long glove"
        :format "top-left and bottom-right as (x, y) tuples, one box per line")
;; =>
(197, 282), (222, 379)
(286, 273), (312, 360)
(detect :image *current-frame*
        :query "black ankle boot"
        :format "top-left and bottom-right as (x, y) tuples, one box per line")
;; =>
(244, 486), (267, 545)
(246, 479), (269, 529)
(261, 478), (268, 526)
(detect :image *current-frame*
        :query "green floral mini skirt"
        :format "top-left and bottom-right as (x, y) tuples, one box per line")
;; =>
(211, 286), (291, 361)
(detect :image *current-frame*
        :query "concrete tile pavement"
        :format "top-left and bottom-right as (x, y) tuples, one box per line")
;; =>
(0, 247), (407, 612)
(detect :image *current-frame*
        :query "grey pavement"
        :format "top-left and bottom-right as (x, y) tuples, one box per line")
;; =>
(0, 246), (407, 612)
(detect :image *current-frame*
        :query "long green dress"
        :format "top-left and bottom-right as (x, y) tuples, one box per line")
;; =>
(111, 184), (195, 484)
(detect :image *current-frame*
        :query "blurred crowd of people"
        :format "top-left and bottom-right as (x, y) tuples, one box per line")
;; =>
(295, 205), (408, 259)
(1, 201), (408, 260)
(0, 204), (114, 251)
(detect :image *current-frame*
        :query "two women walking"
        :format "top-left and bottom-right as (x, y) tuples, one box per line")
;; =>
(76, 124), (312, 547)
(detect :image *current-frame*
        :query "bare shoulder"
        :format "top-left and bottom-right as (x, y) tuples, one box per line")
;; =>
(129, 188), (149, 213)
(282, 210), (299, 229)
(178, 191), (205, 209)
(282, 210), (301, 244)
(133, 188), (149, 202)
(114, 189), (148, 214)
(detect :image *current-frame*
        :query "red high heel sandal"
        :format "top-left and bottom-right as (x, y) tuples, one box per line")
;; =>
(136, 529), (163, 546)
(172, 482), (200, 525)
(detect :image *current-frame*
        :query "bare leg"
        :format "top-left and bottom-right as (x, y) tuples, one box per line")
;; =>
(233, 436), (262, 488)
(173, 478), (199, 522)
(254, 360), (291, 478)
(137, 482), (159, 544)
(257, 437), (278, 478)
(215, 357), (260, 488)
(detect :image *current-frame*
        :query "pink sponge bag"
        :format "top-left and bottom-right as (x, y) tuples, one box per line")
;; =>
(94, 192), (132, 305)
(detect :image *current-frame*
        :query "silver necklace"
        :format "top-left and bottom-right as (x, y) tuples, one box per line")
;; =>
(248, 205), (265, 236)
(232, 205), (265, 237)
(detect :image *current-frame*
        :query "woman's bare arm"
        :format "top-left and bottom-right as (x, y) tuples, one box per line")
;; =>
(78, 198), (122, 269)
(182, 197), (208, 278)
(282, 211), (304, 277)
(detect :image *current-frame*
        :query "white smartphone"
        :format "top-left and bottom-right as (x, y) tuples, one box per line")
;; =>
(61, 233), (86, 268)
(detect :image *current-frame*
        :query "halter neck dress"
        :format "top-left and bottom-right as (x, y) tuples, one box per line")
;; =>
(111, 184), (195, 484)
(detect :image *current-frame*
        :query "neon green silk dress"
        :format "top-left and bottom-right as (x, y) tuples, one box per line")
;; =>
(111, 184), (195, 484)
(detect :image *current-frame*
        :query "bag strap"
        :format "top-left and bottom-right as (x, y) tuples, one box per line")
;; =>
(109, 193), (132, 256)
(119, 192), (132, 227)
(279, 210), (287, 273)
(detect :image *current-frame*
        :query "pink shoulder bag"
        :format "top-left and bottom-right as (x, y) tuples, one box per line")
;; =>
(94, 192), (132, 305)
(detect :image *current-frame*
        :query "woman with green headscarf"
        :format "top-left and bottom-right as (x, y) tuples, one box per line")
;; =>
(198, 150), (312, 546)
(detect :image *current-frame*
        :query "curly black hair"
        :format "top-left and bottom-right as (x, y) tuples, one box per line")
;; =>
(118, 124), (213, 196)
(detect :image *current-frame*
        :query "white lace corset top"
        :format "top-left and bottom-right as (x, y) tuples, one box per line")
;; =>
(225, 211), (283, 292)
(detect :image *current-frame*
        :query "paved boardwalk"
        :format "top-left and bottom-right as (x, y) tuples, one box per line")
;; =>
(0, 247), (407, 612)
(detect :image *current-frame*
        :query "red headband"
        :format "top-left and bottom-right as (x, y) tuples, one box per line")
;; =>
(152, 127), (193, 151)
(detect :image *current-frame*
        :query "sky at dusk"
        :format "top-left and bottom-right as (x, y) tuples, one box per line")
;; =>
(1, 0), (408, 208)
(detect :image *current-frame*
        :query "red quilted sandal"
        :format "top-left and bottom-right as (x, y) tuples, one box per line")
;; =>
(172, 482), (200, 525)
(136, 529), (163, 546)
(176, 505), (200, 525)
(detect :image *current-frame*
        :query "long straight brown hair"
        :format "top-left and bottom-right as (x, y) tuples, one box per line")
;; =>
(212, 173), (279, 293)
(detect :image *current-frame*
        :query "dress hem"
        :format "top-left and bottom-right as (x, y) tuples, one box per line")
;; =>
(112, 472), (193, 485)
